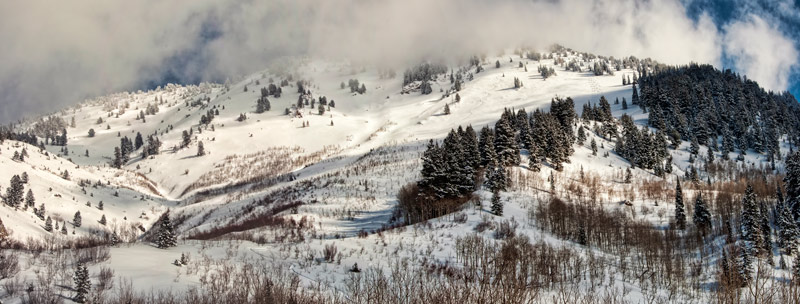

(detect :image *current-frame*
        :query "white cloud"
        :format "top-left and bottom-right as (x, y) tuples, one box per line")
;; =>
(0, 0), (795, 123)
(724, 15), (798, 91)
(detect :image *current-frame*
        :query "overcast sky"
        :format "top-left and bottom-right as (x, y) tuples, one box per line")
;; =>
(0, 0), (798, 124)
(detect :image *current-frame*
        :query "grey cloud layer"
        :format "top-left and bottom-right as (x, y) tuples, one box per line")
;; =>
(0, 0), (796, 123)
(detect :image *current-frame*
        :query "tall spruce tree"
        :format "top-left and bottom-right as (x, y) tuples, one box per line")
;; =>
(442, 130), (474, 196)
(4, 175), (24, 208)
(419, 140), (446, 199)
(25, 189), (35, 210)
(675, 179), (686, 230)
(73, 263), (90, 303)
(157, 212), (177, 249)
(777, 202), (799, 255)
(740, 185), (764, 256)
(462, 126), (481, 170)
(693, 193), (712, 235)
(478, 126), (497, 168)
(490, 190), (503, 216)
(73, 211), (82, 228)
(785, 152), (800, 221)
(494, 110), (520, 167)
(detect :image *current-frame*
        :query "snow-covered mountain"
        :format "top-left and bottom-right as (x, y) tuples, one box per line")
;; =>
(1, 48), (798, 303)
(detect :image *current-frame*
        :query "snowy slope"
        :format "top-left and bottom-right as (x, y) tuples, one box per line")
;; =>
(1, 49), (792, 303)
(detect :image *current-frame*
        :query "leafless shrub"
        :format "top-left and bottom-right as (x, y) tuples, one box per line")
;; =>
(97, 266), (115, 290)
(0, 251), (20, 279)
(493, 220), (517, 240)
(323, 244), (338, 263)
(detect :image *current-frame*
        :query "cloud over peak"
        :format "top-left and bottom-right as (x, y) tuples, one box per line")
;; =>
(0, 0), (796, 123)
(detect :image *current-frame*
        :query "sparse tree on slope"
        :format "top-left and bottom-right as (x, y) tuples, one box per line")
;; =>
(197, 141), (205, 157)
(73, 211), (82, 228)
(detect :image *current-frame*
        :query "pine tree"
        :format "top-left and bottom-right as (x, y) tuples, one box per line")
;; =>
(197, 141), (205, 156)
(61, 222), (67, 234)
(462, 126), (481, 170)
(442, 130), (474, 196)
(777, 202), (799, 254)
(494, 111), (519, 167)
(25, 189), (35, 210)
(484, 161), (508, 193)
(625, 168), (632, 184)
(693, 193), (712, 235)
(182, 130), (191, 148)
(73, 211), (82, 228)
(793, 253), (800, 283)
(99, 214), (107, 225)
(784, 152), (800, 221)
(443, 104), (451, 115)
(113, 147), (123, 168)
(758, 202), (773, 260)
(418, 140), (446, 199)
(135, 132), (144, 150)
(478, 126), (497, 168)
(490, 190), (503, 216)
(44, 216), (52, 232)
(675, 179), (686, 230)
(157, 212), (177, 249)
(73, 263), (90, 303)
(4, 175), (24, 208)
(590, 138), (598, 156)
(0, 218), (7, 240)
(740, 185), (765, 258)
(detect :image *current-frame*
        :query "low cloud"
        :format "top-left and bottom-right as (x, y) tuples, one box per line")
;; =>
(0, 0), (796, 123)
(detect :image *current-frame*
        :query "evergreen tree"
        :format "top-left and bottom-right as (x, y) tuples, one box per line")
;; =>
(112, 147), (123, 168)
(61, 222), (68, 234)
(478, 126), (497, 168)
(494, 113), (519, 167)
(490, 190), (503, 216)
(73, 211), (82, 228)
(181, 130), (191, 148)
(44, 216), (52, 232)
(785, 152), (800, 220)
(777, 201), (799, 254)
(0, 218), (7, 240)
(197, 141), (205, 156)
(740, 185), (765, 257)
(484, 162), (508, 193)
(462, 126), (481, 170)
(625, 168), (632, 184)
(759, 202), (773, 258)
(590, 138), (598, 156)
(444, 104), (451, 115)
(73, 263), (90, 303)
(675, 179), (686, 230)
(157, 212), (177, 249)
(693, 193), (712, 235)
(418, 140), (446, 199)
(442, 130), (474, 196)
(4, 175), (24, 208)
(99, 214), (107, 225)
(25, 189), (35, 210)
(135, 132), (144, 150)
(577, 127), (586, 144)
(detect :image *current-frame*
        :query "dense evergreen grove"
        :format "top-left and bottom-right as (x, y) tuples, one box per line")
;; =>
(405, 99), (577, 222)
(638, 64), (800, 160)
